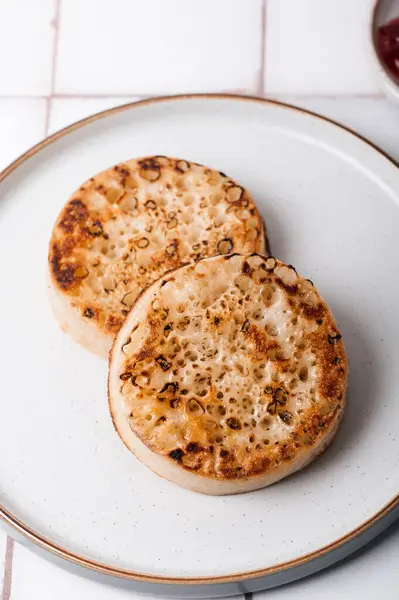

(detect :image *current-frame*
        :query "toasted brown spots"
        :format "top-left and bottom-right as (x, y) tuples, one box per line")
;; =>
(166, 242), (177, 256)
(186, 442), (201, 453)
(241, 320), (250, 333)
(58, 199), (88, 233)
(136, 238), (150, 249)
(176, 160), (190, 173)
(74, 265), (88, 279)
(159, 382), (178, 394)
(106, 314), (123, 333)
(328, 332), (342, 344)
(60, 236), (76, 257)
(278, 410), (293, 425)
(226, 417), (242, 430)
(301, 302), (325, 320)
(120, 371), (132, 381)
(187, 398), (204, 414)
(264, 257), (276, 270)
(226, 185), (243, 203)
(145, 200), (157, 210)
(164, 323), (172, 337)
(138, 158), (161, 181)
(217, 238), (233, 255)
(50, 157), (267, 361)
(242, 261), (253, 276)
(245, 324), (280, 357)
(169, 448), (184, 461)
(156, 355), (171, 371)
(110, 254), (346, 486)
(167, 217), (178, 230)
(87, 221), (103, 236)
(50, 246), (78, 290)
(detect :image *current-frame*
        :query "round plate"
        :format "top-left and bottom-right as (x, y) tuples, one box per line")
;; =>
(0, 95), (399, 598)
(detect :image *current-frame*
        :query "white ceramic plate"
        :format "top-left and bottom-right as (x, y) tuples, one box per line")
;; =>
(0, 95), (398, 598)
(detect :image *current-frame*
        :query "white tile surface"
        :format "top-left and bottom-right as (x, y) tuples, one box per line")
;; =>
(265, 0), (378, 94)
(10, 542), (242, 600)
(0, 0), (56, 95)
(255, 521), (399, 600)
(0, 99), (46, 169)
(55, 0), (262, 95)
(0, 531), (7, 592)
(48, 97), (141, 134)
(269, 96), (399, 162)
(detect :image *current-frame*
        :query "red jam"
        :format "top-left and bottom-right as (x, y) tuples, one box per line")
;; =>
(378, 17), (399, 81)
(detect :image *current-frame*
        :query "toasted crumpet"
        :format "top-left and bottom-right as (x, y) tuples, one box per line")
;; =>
(109, 254), (347, 495)
(48, 157), (266, 357)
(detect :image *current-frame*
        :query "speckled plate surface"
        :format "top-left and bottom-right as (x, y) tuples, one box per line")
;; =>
(0, 95), (398, 598)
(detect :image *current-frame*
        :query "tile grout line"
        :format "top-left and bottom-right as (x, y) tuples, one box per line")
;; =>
(257, 0), (267, 97)
(52, 92), (151, 100)
(1, 536), (14, 600)
(44, 97), (52, 138)
(265, 92), (385, 100)
(0, 92), (385, 101)
(45, 0), (62, 136)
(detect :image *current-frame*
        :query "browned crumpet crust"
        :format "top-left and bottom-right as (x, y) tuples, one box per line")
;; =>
(108, 254), (347, 495)
(48, 157), (266, 357)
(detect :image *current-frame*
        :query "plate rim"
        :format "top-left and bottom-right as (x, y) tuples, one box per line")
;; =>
(1, 92), (398, 586)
